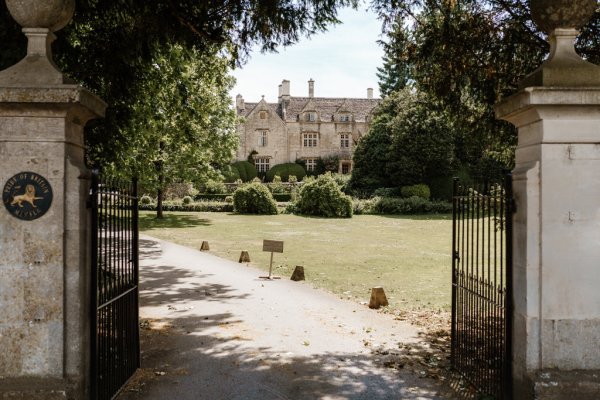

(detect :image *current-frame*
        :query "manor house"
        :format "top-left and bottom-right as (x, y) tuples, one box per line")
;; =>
(235, 79), (380, 175)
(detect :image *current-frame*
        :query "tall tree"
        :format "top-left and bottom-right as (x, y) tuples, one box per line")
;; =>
(376, 21), (412, 96)
(367, 0), (600, 183)
(116, 44), (239, 218)
(0, 0), (358, 166)
(351, 89), (455, 193)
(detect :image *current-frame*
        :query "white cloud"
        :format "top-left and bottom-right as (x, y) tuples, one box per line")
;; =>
(230, 6), (384, 103)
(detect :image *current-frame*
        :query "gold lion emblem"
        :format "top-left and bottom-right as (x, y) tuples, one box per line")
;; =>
(11, 184), (43, 208)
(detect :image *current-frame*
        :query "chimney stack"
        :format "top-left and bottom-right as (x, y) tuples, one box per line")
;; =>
(367, 88), (373, 99)
(236, 94), (245, 111)
(280, 79), (290, 98)
(308, 79), (315, 98)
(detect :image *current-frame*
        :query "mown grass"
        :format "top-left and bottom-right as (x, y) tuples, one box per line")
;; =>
(140, 211), (453, 311)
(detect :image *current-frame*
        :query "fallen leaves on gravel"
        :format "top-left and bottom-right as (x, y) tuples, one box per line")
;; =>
(372, 308), (479, 399)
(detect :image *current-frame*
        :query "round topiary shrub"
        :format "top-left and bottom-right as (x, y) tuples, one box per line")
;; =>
(232, 161), (258, 182)
(222, 165), (241, 183)
(182, 195), (193, 205)
(295, 174), (353, 218)
(233, 182), (278, 214)
(400, 184), (431, 199)
(140, 195), (152, 205)
(265, 163), (306, 182)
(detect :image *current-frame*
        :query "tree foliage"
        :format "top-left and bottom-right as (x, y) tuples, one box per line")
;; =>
(351, 89), (455, 193)
(363, 0), (600, 193)
(111, 44), (238, 216)
(0, 0), (358, 167)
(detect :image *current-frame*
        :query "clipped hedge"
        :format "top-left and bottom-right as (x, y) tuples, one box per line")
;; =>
(371, 196), (452, 215)
(139, 201), (233, 212)
(194, 193), (229, 201)
(265, 163), (306, 182)
(232, 161), (258, 182)
(294, 174), (352, 218)
(400, 184), (431, 199)
(233, 182), (278, 214)
(272, 193), (292, 202)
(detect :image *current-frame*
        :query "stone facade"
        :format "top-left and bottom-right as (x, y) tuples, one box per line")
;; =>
(235, 79), (380, 175)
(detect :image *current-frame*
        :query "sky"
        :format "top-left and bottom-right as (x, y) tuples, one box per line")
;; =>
(230, 6), (385, 103)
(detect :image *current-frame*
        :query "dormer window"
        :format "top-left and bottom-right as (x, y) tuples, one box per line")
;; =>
(339, 114), (351, 122)
(306, 112), (316, 122)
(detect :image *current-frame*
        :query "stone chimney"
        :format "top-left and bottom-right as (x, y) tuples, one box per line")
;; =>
(279, 79), (291, 119)
(308, 79), (315, 98)
(367, 88), (373, 99)
(280, 79), (290, 98)
(236, 94), (245, 111)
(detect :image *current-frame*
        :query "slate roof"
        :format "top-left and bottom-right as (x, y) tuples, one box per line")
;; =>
(238, 97), (380, 122)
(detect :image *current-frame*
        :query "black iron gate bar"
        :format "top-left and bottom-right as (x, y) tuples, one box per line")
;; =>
(90, 170), (140, 400)
(451, 175), (513, 399)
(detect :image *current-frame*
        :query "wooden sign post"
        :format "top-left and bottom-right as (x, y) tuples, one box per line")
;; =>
(260, 239), (284, 279)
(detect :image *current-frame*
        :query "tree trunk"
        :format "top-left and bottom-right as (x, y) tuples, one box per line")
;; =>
(156, 141), (165, 219)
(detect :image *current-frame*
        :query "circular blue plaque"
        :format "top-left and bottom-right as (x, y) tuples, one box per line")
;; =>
(3, 172), (53, 221)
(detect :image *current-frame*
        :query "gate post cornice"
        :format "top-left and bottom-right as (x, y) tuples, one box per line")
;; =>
(495, 0), (600, 398)
(0, 1), (106, 398)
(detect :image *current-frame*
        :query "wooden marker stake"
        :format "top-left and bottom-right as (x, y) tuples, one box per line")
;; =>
(259, 239), (284, 280)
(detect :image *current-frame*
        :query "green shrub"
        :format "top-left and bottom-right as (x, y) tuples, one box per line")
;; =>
(139, 200), (233, 212)
(288, 175), (298, 184)
(182, 196), (193, 205)
(204, 180), (227, 194)
(371, 196), (452, 214)
(265, 163), (307, 182)
(400, 184), (431, 199)
(352, 198), (378, 215)
(233, 182), (278, 215)
(222, 165), (241, 183)
(195, 194), (228, 201)
(140, 195), (153, 205)
(373, 187), (399, 198)
(294, 174), (353, 218)
(232, 161), (258, 182)
(268, 175), (286, 194)
(225, 196), (233, 203)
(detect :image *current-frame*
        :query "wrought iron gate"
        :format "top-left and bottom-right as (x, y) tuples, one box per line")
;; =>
(451, 176), (513, 399)
(90, 170), (140, 400)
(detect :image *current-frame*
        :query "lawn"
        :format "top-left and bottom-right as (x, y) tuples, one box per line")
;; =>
(139, 211), (453, 312)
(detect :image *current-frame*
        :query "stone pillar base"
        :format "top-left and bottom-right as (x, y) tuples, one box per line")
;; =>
(0, 377), (79, 399)
(532, 370), (600, 400)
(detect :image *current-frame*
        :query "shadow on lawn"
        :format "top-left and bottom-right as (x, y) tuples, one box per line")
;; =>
(139, 213), (212, 230)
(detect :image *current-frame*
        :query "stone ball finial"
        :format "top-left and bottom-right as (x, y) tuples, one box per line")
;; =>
(530, 0), (597, 33)
(6, 0), (75, 32)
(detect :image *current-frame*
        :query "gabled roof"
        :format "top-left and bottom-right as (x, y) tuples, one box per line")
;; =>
(284, 97), (380, 122)
(238, 96), (380, 123)
(238, 100), (281, 119)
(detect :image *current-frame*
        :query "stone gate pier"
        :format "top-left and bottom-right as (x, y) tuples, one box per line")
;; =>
(496, 1), (600, 398)
(0, 1), (105, 398)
